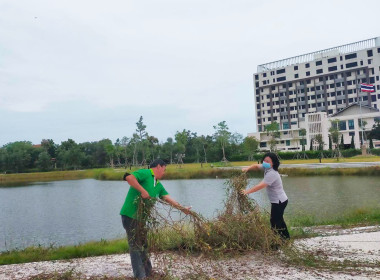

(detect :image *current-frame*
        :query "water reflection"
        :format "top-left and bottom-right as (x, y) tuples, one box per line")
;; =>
(0, 177), (379, 251)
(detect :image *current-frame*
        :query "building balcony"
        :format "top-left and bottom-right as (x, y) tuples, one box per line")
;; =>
(336, 95), (346, 101)
(315, 81), (324, 86)
(297, 92), (305, 98)
(316, 89), (325, 95)
(317, 98), (325, 103)
(298, 100), (306, 106)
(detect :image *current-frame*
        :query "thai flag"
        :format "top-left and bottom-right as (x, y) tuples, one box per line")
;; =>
(360, 83), (375, 93)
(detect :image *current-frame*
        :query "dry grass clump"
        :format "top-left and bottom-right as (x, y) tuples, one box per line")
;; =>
(195, 173), (281, 255)
(136, 173), (281, 257)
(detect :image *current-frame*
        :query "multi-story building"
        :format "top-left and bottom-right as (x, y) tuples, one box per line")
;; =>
(250, 37), (380, 151)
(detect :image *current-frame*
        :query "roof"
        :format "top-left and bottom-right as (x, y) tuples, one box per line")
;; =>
(330, 103), (379, 117)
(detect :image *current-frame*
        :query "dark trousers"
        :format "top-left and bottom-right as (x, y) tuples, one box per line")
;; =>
(121, 215), (152, 279)
(270, 199), (290, 240)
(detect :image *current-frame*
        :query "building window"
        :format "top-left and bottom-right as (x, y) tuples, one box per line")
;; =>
(283, 122), (289, 129)
(260, 142), (267, 147)
(316, 69), (323, 74)
(286, 140), (290, 146)
(328, 66), (337, 72)
(263, 73), (267, 77)
(328, 57), (337, 63)
(316, 60), (322, 66)
(277, 76), (286, 82)
(295, 74), (299, 78)
(306, 71), (310, 76)
(276, 69), (286, 74)
(305, 63), (310, 68)
(345, 53), (357, 60)
(348, 120), (355, 130)
(349, 132), (355, 137)
(367, 50), (373, 57)
(346, 62), (358, 68)
(339, 121), (347, 131)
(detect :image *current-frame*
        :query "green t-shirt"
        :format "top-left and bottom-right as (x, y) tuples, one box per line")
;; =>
(120, 168), (169, 219)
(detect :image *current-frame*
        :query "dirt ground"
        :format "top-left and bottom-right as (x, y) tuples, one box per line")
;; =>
(1, 226), (380, 280)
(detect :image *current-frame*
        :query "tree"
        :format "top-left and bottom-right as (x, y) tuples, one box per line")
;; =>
(57, 139), (84, 169)
(167, 137), (175, 164)
(265, 122), (280, 152)
(358, 119), (368, 146)
(36, 151), (52, 171)
(103, 139), (115, 168)
(328, 135), (332, 150)
(314, 134), (325, 163)
(299, 128), (307, 151)
(136, 116), (148, 164)
(369, 137), (374, 149)
(309, 138), (313, 151)
(41, 139), (57, 158)
(2, 141), (33, 173)
(243, 136), (259, 161)
(339, 134), (344, 150)
(130, 133), (140, 165)
(294, 128), (308, 159)
(213, 121), (231, 162)
(120, 136), (130, 167)
(368, 120), (380, 140)
(329, 119), (342, 159)
(200, 135), (209, 163)
(350, 135), (355, 149)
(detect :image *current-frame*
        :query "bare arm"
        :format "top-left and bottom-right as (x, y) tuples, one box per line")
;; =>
(125, 175), (150, 199)
(242, 163), (263, 173)
(241, 180), (268, 195)
(162, 195), (192, 214)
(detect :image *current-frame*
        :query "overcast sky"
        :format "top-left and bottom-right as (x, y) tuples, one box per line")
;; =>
(1, 0), (379, 145)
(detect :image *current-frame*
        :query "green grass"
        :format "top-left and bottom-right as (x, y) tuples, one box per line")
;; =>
(0, 160), (380, 186)
(2, 207), (379, 265)
(0, 239), (128, 265)
(288, 207), (380, 228)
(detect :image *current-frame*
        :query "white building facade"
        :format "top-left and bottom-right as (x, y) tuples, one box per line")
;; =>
(250, 37), (380, 151)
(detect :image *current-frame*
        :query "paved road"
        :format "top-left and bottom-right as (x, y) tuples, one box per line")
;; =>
(237, 162), (380, 169)
(280, 161), (380, 169)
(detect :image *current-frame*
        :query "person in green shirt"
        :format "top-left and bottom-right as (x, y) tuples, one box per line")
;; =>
(120, 159), (191, 279)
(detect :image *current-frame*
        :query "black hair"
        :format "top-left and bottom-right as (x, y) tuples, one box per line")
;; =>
(123, 172), (131, 181)
(149, 159), (167, 168)
(261, 152), (280, 171)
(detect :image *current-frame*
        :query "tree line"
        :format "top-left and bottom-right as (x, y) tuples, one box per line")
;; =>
(0, 117), (260, 173)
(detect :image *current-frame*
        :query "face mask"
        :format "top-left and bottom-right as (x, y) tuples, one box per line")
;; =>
(262, 162), (271, 169)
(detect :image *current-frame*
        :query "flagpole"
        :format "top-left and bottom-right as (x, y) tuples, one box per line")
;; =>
(359, 91), (364, 148)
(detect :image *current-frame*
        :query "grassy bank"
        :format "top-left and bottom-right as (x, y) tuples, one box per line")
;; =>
(1, 206), (380, 266)
(1, 157), (380, 185)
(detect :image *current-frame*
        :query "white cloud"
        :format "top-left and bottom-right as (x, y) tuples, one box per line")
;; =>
(0, 0), (379, 144)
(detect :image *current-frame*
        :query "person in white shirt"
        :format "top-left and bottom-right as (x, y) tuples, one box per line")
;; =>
(241, 152), (290, 240)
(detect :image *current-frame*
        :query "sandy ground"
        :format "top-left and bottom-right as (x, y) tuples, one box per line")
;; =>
(1, 226), (380, 280)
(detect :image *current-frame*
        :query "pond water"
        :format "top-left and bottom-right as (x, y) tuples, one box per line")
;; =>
(0, 176), (379, 251)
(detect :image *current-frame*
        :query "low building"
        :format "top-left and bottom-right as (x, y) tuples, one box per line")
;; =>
(249, 103), (380, 151)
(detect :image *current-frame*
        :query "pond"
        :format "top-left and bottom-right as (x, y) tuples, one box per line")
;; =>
(0, 176), (379, 251)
